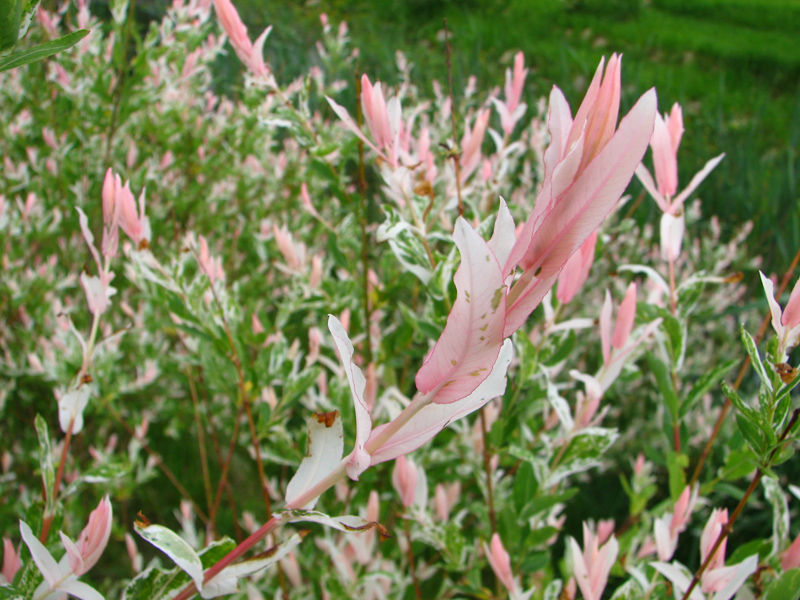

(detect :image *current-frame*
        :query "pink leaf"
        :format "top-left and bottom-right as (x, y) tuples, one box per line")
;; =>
(415, 218), (506, 404)
(369, 340), (512, 464)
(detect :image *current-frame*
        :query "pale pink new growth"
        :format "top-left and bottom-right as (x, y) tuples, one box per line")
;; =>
(781, 276), (800, 329)
(760, 271), (800, 359)
(655, 485), (697, 561)
(391, 455), (418, 509)
(62, 495), (113, 575)
(556, 230), (597, 305)
(1, 538), (20, 584)
(570, 522), (618, 600)
(211, 0), (271, 78)
(781, 532), (800, 571)
(611, 283), (637, 351)
(503, 54), (656, 335)
(360, 74), (401, 168)
(493, 51), (528, 136)
(460, 109), (491, 183)
(484, 533), (517, 596)
(650, 103), (683, 201)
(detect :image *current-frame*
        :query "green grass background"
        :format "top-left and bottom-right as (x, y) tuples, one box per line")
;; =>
(133, 0), (800, 274)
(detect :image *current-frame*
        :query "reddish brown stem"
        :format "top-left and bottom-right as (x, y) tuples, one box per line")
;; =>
(40, 417), (74, 542)
(405, 519), (423, 600)
(172, 515), (281, 600)
(209, 403), (244, 524)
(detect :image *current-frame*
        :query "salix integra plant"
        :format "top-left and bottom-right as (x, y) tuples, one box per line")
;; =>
(1, 0), (798, 598)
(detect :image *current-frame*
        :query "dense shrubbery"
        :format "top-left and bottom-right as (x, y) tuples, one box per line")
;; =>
(1, 0), (800, 599)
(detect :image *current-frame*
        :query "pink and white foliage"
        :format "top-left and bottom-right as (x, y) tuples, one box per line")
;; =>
(76, 207), (116, 316)
(492, 51), (528, 137)
(392, 455), (428, 510)
(635, 103), (724, 261)
(654, 485), (699, 561)
(211, 0), (272, 79)
(503, 56), (657, 335)
(651, 508), (759, 600)
(760, 271), (800, 360)
(483, 533), (529, 600)
(569, 522), (618, 600)
(60, 496), (113, 576)
(415, 217), (507, 405)
(326, 75), (402, 168)
(19, 496), (112, 600)
(366, 339), (513, 465)
(556, 230), (597, 305)
(1, 538), (20, 584)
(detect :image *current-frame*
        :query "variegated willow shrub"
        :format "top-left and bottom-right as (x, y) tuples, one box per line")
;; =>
(1, 0), (799, 599)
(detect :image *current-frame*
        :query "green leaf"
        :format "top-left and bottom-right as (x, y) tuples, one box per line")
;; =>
(0, 584), (22, 599)
(135, 523), (203, 588)
(741, 326), (773, 392)
(376, 208), (433, 284)
(681, 358), (738, 417)
(720, 447), (759, 481)
(550, 428), (618, 486)
(0, 0), (22, 52)
(736, 413), (765, 455)
(513, 461), (538, 513)
(34, 414), (56, 519)
(542, 330), (577, 367)
(647, 351), (680, 421)
(722, 382), (759, 423)
(764, 568), (800, 600)
(0, 30), (89, 72)
(609, 579), (645, 600)
(666, 450), (688, 500)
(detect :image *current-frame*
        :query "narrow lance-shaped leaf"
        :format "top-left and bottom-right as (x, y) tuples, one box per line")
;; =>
(327, 315), (372, 481)
(35, 414), (56, 518)
(134, 523), (204, 590)
(0, 30), (89, 72)
(415, 217), (506, 404)
(285, 411), (344, 510)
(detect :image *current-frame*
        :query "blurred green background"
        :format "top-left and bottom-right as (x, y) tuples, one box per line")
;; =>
(127, 0), (800, 273)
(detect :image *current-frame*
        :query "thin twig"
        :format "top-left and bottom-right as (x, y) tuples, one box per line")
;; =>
(186, 366), (213, 526)
(109, 407), (210, 525)
(480, 408), (498, 535)
(405, 519), (423, 600)
(194, 246), (272, 519)
(40, 417), (74, 542)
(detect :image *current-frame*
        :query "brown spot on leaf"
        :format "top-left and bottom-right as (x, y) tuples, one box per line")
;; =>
(413, 180), (434, 200)
(724, 271), (744, 284)
(314, 411), (339, 427)
(342, 520), (391, 541)
(776, 362), (797, 384)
